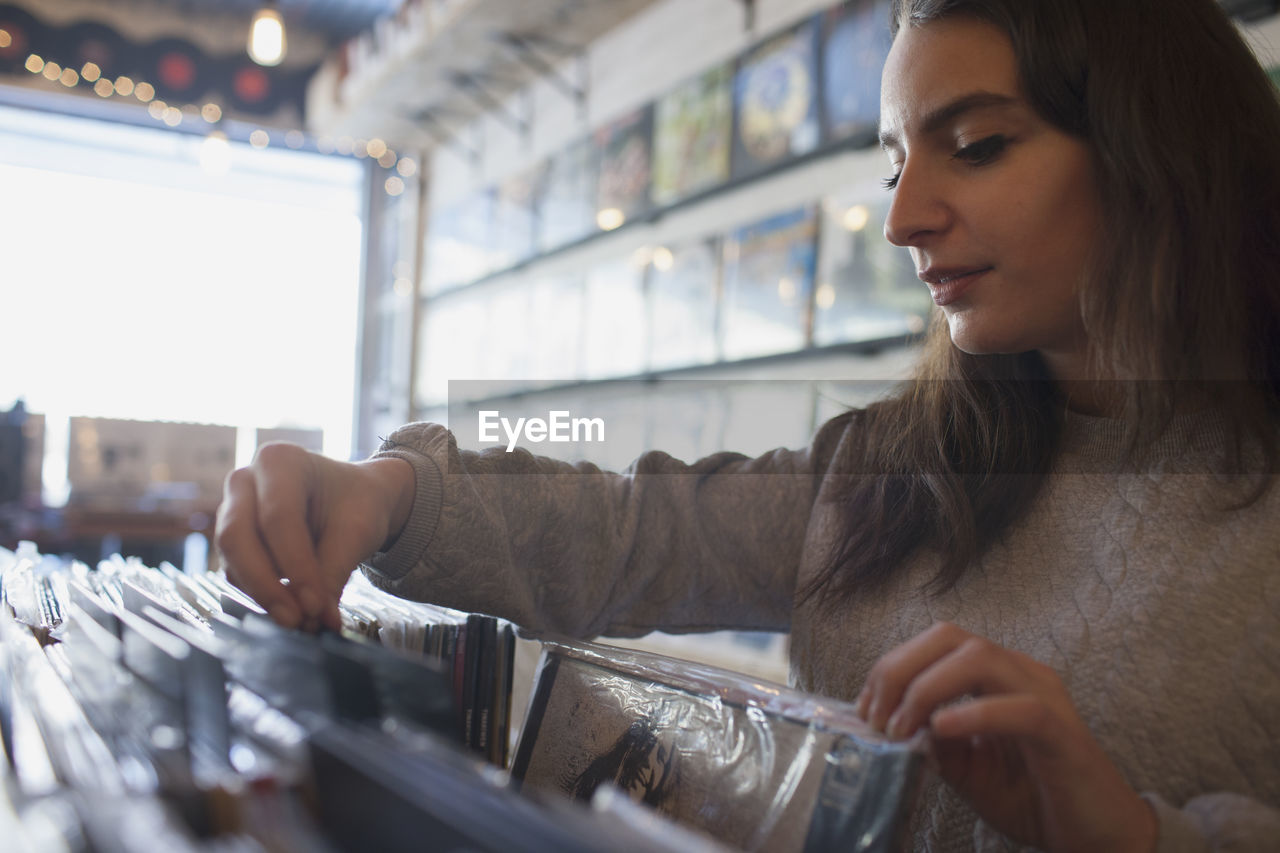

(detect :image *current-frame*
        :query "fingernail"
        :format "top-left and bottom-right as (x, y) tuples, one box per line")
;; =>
(269, 602), (301, 628)
(887, 712), (905, 739)
(854, 688), (868, 718)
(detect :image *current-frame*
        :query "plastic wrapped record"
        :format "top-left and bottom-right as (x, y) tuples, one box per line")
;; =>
(651, 63), (734, 206)
(812, 194), (930, 346)
(820, 0), (894, 146)
(595, 105), (655, 229)
(720, 206), (819, 361)
(731, 16), (823, 180)
(511, 636), (928, 853)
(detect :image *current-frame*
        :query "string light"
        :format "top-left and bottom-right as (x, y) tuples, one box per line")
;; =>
(248, 2), (287, 67)
(20, 47), (389, 175)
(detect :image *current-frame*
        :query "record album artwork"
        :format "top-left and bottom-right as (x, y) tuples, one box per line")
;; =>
(651, 63), (734, 206)
(821, 0), (894, 145)
(720, 206), (819, 361)
(646, 238), (721, 371)
(512, 639), (927, 853)
(812, 194), (930, 347)
(536, 137), (598, 253)
(731, 17), (822, 180)
(595, 106), (655, 228)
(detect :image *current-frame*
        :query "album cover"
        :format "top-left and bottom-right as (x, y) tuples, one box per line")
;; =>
(595, 105), (655, 227)
(646, 238), (721, 371)
(511, 639), (926, 853)
(536, 137), (598, 253)
(730, 16), (822, 180)
(820, 0), (894, 145)
(651, 63), (734, 206)
(719, 206), (819, 361)
(812, 195), (930, 346)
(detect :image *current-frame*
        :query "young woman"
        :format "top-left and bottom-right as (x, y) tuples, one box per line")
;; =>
(216, 0), (1280, 849)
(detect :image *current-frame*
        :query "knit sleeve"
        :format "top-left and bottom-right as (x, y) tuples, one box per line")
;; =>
(1144, 792), (1280, 852)
(358, 413), (853, 638)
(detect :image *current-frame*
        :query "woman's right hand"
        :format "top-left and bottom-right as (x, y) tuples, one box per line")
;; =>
(214, 442), (415, 631)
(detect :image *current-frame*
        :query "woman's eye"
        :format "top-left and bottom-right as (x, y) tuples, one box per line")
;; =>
(881, 173), (900, 191)
(953, 134), (1009, 166)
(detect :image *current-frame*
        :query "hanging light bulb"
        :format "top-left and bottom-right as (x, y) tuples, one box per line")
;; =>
(248, 2), (286, 67)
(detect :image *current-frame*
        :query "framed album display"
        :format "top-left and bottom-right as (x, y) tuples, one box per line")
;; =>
(730, 16), (822, 180)
(719, 206), (819, 361)
(646, 238), (721, 371)
(651, 62), (735, 206)
(594, 105), (655, 228)
(820, 0), (894, 145)
(812, 193), (930, 347)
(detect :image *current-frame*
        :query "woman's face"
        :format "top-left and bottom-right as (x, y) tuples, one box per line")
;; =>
(878, 16), (1102, 377)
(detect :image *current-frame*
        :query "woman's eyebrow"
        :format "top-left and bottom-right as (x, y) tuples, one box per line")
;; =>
(879, 91), (1020, 151)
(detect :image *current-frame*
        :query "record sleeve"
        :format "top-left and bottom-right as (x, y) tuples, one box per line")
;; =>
(595, 105), (655, 228)
(511, 637), (926, 853)
(651, 63), (734, 206)
(812, 195), (930, 346)
(536, 137), (598, 253)
(820, 0), (894, 146)
(720, 206), (819, 361)
(731, 16), (823, 180)
(646, 238), (721, 371)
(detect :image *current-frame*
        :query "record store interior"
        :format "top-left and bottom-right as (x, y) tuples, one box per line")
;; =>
(2, 0), (1278, 850)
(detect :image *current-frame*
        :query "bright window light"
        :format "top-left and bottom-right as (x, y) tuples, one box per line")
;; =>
(0, 104), (365, 505)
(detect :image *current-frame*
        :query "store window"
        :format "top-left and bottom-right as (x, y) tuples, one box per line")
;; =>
(0, 104), (365, 507)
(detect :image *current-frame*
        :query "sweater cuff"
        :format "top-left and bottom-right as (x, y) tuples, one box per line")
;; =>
(361, 447), (443, 581)
(1142, 793), (1209, 853)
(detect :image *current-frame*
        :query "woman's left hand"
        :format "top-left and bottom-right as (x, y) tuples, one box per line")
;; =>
(856, 622), (1157, 853)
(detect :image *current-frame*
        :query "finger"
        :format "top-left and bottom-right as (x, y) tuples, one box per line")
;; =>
(252, 444), (328, 624)
(859, 621), (972, 732)
(315, 529), (371, 632)
(216, 468), (302, 628)
(887, 635), (1038, 738)
(931, 694), (1062, 747)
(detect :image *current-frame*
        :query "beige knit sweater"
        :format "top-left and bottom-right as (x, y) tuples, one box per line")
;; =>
(363, 409), (1280, 852)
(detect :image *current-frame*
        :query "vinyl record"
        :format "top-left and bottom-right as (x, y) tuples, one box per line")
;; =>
(143, 36), (210, 103)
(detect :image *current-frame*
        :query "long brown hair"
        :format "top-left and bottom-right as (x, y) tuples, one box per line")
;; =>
(803, 0), (1280, 603)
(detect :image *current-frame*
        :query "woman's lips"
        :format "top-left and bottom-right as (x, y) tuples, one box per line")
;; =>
(919, 267), (993, 306)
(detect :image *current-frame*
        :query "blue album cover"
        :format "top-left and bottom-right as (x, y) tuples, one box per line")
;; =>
(730, 16), (822, 180)
(720, 206), (819, 361)
(821, 0), (894, 145)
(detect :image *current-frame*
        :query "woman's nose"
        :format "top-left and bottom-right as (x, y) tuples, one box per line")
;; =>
(883, 161), (950, 248)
